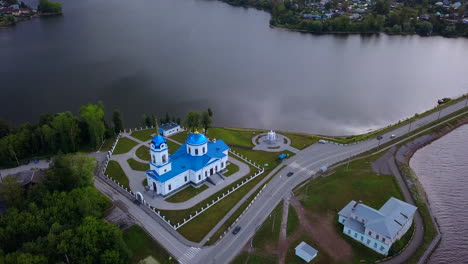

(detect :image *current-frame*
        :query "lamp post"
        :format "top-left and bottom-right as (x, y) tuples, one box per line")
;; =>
(408, 121), (412, 133)
(437, 108), (442, 120)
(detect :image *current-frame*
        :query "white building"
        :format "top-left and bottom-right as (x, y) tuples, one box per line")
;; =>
(338, 197), (417, 255)
(158, 122), (181, 137)
(146, 131), (229, 196)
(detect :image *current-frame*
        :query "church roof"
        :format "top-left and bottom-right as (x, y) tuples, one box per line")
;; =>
(147, 139), (229, 182)
(151, 135), (166, 148)
(186, 132), (208, 145)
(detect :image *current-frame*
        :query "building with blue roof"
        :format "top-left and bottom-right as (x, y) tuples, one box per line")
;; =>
(158, 122), (181, 137)
(338, 197), (417, 255)
(145, 131), (229, 196)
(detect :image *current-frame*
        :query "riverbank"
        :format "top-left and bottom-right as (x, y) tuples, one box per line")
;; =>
(0, 12), (62, 28)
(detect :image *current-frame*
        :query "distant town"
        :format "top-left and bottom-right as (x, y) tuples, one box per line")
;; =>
(223, 0), (468, 37)
(0, 0), (62, 27)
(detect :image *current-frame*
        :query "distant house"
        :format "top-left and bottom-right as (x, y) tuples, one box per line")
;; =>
(303, 14), (321, 19)
(452, 2), (462, 8)
(295, 242), (318, 263)
(419, 14), (430, 20)
(338, 197), (417, 255)
(158, 122), (181, 137)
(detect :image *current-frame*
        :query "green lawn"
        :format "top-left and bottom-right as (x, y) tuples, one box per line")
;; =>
(169, 131), (190, 144)
(252, 202), (283, 250)
(136, 145), (151, 161)
(113, 137), (139, 155)
(123, 225), (176, 264)
(105, 160), (130, 189)
(223, 162), (240, 177)
(143, 178), (147, 187)
(165, 185), (209, 203)
(206, 127), (263, 148)
(232, 147), (295, 169)
(280, 132), (318, 150)
(285, 234), (336, 264)
(167, 140), (181, 154)
(131, 129), (157, 142)
(286, 205), (299, 236)
(127, 158), (149, 171)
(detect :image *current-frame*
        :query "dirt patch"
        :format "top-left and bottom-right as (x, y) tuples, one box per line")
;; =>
(290, 197), (353, 262)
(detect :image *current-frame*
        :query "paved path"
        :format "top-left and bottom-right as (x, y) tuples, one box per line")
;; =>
(0, 160), (50, 177)
(252, 133), (300, 153)
(372, 148), (424, 264)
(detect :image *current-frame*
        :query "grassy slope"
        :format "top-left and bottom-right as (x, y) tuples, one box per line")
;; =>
(113, 137), (139, 155)
(127, 158), (149, 171)
(123, 225), (176, 264)
(105, 160), (130, 189)
(165, 185), (209, 203)
(279, 132), (318, 150)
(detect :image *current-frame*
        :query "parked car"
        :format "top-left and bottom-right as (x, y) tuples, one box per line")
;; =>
(377, 135), (383, 140)
(390, 134), (396, 138)
(287, 172), (294, 177)
(232, 226), (241, 235)
(318, 139), (327, 144)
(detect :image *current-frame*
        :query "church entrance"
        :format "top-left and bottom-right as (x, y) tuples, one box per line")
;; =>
(210, 168), (214, 175)
(153, 182), (157, 193)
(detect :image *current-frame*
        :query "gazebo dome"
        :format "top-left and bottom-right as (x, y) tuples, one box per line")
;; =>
(186, 131), (208, 145)
(151, 135), (166, 148)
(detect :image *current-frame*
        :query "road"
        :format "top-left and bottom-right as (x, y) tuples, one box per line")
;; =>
(94, 97), (468, 264)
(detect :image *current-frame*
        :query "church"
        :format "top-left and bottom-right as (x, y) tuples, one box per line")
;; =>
(145, 131), (229, 196)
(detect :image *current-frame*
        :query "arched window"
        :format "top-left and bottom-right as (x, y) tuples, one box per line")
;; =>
(205, 171), (207, 177)
(195, 149), (199, 155)
(203, 147), (205, 153)
(222, 162), (224, 168)
(215, 166), (218, 172)
(162, 154), (167, 163)
(189, 148), (191, 154)
(152, 155), (155, 163)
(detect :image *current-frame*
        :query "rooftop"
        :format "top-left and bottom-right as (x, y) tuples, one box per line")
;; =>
(186, 131), (208, 145)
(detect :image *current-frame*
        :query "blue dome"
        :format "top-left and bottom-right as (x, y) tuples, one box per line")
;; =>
(151, 135), (166, 148)
(186, 132), (208, 145)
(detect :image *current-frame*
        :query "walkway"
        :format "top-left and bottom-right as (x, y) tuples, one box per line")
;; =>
(252, 133), (299, 153)
(110, 134), (252, 210)
(372, 147), (424, 264)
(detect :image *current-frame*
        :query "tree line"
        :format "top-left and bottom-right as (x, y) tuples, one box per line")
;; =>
(0, 102), (115, 168)
(184, 108), (213, 134)
(0, 154), (131, 264)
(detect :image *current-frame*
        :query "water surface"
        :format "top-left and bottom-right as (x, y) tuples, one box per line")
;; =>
(410, 125), (468, 264)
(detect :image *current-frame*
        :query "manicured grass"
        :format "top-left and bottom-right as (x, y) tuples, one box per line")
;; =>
(232, 147), (294, 169)
(136, 145), (151, 161)
(231, 252), (277, 264)
(100, 136), (116, 151)
(286, 205), (299, 236)
(206, 127), (263, 148)
(165, 185), (209, 203)
(123, 225), (176, 264)
(252, 202), (283, 250)
(142, 178), (147, 187)
(295, 154), (404, 214)
(113, 137), (139, 155)
(105, 160), (130, 189)
(206, 166), (287, 246)
(223, 162), (240, 177)
(285, 234), (336, 264)
(127, 158), (149, 171)
(169, 131), (189, 144)
(167, 139), (181, 154)
(280, 132), (318, 150)
(130, 129), (156, 142)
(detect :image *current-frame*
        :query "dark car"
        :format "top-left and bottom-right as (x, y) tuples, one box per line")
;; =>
(287, 172), (294, 177)
(232, 226), (241, 235)
(377, 136), (383, 140)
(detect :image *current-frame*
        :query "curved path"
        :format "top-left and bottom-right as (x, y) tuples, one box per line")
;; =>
(93, 98), (468, 264)
(110, 134), (251, 210)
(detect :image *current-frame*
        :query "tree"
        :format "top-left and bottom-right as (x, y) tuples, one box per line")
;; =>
(0, 176), (24, 209)
(201, 111), (212, 135)
(415, 21), (433, 35)
(207, 108), (213, 117)
(51, 112), (80, 153)
(374, 0), (390, 15)
(0, 120), (12, 139)
(43, 154), (96, 192)
(112, 109), (124, 134)
(184, 111), (200, 132)
(164, 112), (170, 124)
(38, 0), (62, 13)
(176, 117), (181, 125)
(79, 103), (105, 149)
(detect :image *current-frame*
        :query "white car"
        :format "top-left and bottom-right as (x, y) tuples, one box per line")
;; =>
(390, 134), (396, 138)
(318, 139), (327, 144)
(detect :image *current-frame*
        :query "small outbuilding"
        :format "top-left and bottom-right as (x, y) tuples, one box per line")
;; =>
(158, 122), (181, 137)
(295, 242), (318, 263)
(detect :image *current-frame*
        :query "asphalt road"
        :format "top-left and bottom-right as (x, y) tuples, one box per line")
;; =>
(94, 97), (468, 264)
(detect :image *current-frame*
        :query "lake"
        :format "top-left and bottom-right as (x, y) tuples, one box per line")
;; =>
(410, 125), (468, 264)
(1, 0), (468, 135)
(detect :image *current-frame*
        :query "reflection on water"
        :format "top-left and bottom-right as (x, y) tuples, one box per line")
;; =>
(410, 125), (468, 264)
